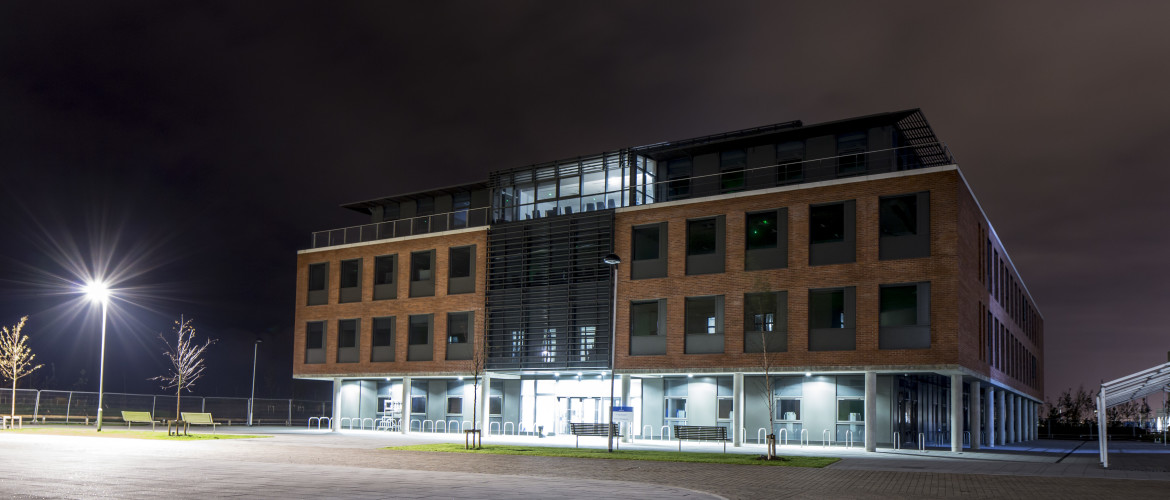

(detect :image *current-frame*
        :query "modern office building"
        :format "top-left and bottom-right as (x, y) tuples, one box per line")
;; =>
(293, 109), (1043, 451)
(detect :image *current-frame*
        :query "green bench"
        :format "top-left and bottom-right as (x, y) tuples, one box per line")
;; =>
(180, 412), (221, 434)
(120, 411), (156, 430)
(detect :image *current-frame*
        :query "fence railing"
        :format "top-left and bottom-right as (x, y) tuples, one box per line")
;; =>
(311, 207), (490, 249)
(0, 388), (331, 426)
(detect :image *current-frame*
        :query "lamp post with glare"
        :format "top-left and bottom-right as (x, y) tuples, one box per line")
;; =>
(83, 281), (110, 432)
(602, 253), (621, 453)
(249, 337), (262, 426)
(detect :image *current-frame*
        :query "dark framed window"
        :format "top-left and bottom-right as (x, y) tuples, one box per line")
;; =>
(631, 301), (660, 336)
(447, 397), (463, 414)
(836, 132), (867, 175)
(879, 192), (930, 260)
(450, 246), (473, 278)
(776, 140), (805, 184)
(746, 211), (779, 250)
(810, 289), (846, 329)
(373, 254), (397, 300)
(307, 263), (328, 306)
(685, 296), (723, 335)
(339, 259), (361, 303)
(306, 322), (324, 349)
(810, 204), (845, 244)
(686, 216), (725, 275)
(879, 282), (931, 349)
(631, 222), (668, 280)
(719, 149), (746, 193)
(745, 291), (786, 353)
(338, 319), (357, 348)
(489, 396), (503, 415)
(808, 287), (856, 351)
(409, 250), (435, 297)
(305, 321), (325, 364)
(410, 396), (426, 414)
(447, 311), (470, 344)
(448, 245), (476, 295)
(407, 314), (433, 361)
(666, 157), (692, 200)
(371, 316), (394, 362)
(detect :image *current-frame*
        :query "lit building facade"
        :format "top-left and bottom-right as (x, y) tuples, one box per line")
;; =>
(293, 109), (1043, 450)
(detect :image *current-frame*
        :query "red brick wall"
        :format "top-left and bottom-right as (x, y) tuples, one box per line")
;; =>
(613, 169), (962, 373)
(292, 228), (487, 378)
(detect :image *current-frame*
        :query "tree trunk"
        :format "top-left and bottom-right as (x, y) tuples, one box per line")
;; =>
(176, 387), (181, 421)
(10, 377), (15, 419)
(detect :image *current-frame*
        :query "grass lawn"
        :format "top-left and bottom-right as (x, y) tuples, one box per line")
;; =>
(5, 427), (269, 441)
(385, 443), (838, 467)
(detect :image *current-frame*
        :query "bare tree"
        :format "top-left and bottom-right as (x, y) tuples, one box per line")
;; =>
(758, 329), (778, 459)
(0, 316), (43, 419)
(150, 316), (214, 420)
(467, 330), (486, 449)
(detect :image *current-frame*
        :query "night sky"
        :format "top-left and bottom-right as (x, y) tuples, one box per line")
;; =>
(2, 2), (1168, 404)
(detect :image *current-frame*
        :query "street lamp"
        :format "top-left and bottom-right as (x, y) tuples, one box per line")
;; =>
(602, 253), (621, 453)
(82, 280), (110, 432)
(249, 337), (262, 426)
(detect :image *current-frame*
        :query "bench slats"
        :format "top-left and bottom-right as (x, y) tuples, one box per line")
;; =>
(673, 425), (728, 453)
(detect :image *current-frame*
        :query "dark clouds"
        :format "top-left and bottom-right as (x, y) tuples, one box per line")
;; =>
(1, 1), (1169, 400)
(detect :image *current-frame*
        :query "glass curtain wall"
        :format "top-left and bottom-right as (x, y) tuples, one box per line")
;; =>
(490, 151), (655, 223)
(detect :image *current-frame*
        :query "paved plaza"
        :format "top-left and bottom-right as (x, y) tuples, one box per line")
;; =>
(1, 426), (1168, 499)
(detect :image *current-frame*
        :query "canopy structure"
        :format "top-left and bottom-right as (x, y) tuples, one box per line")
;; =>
(1096, 360), (1170, 468)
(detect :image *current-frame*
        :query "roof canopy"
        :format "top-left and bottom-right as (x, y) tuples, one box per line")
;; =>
(1100, 361), (1170, 407)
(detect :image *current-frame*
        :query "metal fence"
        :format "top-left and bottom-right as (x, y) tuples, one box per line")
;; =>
(0, 389), (331, 426)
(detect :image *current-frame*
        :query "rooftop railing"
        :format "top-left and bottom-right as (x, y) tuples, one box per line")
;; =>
(310, 207), (489, 249)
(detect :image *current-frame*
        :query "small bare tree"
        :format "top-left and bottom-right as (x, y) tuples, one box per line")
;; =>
(150, 316), (214, 420)
(759, 329), (778, 459)
(0, 316), (43, 420)
(467, 327), (486, 449)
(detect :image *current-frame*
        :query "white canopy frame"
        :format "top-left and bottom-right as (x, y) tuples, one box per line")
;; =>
(1097, 361), (1170, 468)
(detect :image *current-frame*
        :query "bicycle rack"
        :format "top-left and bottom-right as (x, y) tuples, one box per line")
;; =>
(410, 419), (422, 431)
(660, 425), (671, 440)
(361, 418), (375, 430)
(845, 430), (853, 448)
(642, 425), (653, 441)
(489, 421), (500, 435)
(778, 428), (788, 446)
(434, 420), (446, 433)
(800, 429), (809, 447)
(758, 427), (767, 444)
(422, 420), (434, 432)
(963, 430), (971, 446)
(307, 416), (332, 430)
(822, 429), (832, 448)
(503, 421), (515, 435)
(918, 432), (925, 451)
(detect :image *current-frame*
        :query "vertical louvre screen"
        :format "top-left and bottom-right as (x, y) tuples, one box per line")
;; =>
(486, 210), (614, 370)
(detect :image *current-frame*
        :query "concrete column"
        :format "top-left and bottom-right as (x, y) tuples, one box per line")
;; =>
(969, 380), (981, 450)
(479, 373), (491, 435)
(1007, 394), (1016, 443)
(986, 387), (995, 447)
(331, 378), (342, 432)
(621, 374), (631, 443)
(951, 374), (963, 452)
(732, 373), (744, 447)
(1014, 395), (1022, 443)
(996, 389), (1006, 446)
(401, 376), (412, 434)
(865, 371), (877, 452)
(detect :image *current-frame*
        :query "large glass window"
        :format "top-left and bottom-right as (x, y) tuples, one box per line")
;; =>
(633, 225), (660, 261)
(631, 301), (660, 336)
(409, 315), (430, 345)
(810, 203), (846, 244)
(372, 316), (394, 362)
(717, 398), (733, 419)
(880, 194), (917, 237)
(836, 132), (867, 175)
(776, 140), (805, 184)
(411, 396), (427, 414)
(719, 149), (746, 193)
(447, 312), (470, 344)
(374, 255), (395, 286)
(880, 285), (918, 327)
(778, 399), (801, 421)
(450, 247), (472, 278)
(666, 158), (692, 200)
(339, 259), (361, 303)
(745, 210), (779, 250)
(838, 399), (865, 422)
(810, 289), (846, 329)
(338, 319), (357, 348)
(411, 251), (433, 282)
(687, 218), (718, 255)
(306, 322), (324, 350)
(665, 398), (687, 420)
(447, 397), (463, 414)
(308, 263), (327, 291)
(685, 296), (722, 334)
(745, 293), (777, 332)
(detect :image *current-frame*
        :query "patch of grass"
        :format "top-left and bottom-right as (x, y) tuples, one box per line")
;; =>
(6, 427), (269, 440)
(384, 443), (838, 467)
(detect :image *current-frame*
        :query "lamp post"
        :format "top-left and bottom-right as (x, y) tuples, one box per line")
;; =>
(83, 281), (110, 432)
(602, 253), (621, 453)
(249, 337), (262, 426)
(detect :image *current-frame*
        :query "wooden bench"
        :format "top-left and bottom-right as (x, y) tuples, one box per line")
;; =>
(674, 425), (728, 453)
(120, 411), (156, 431)
(568, 422), (621, 449)
(180, 412), (220, 434)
